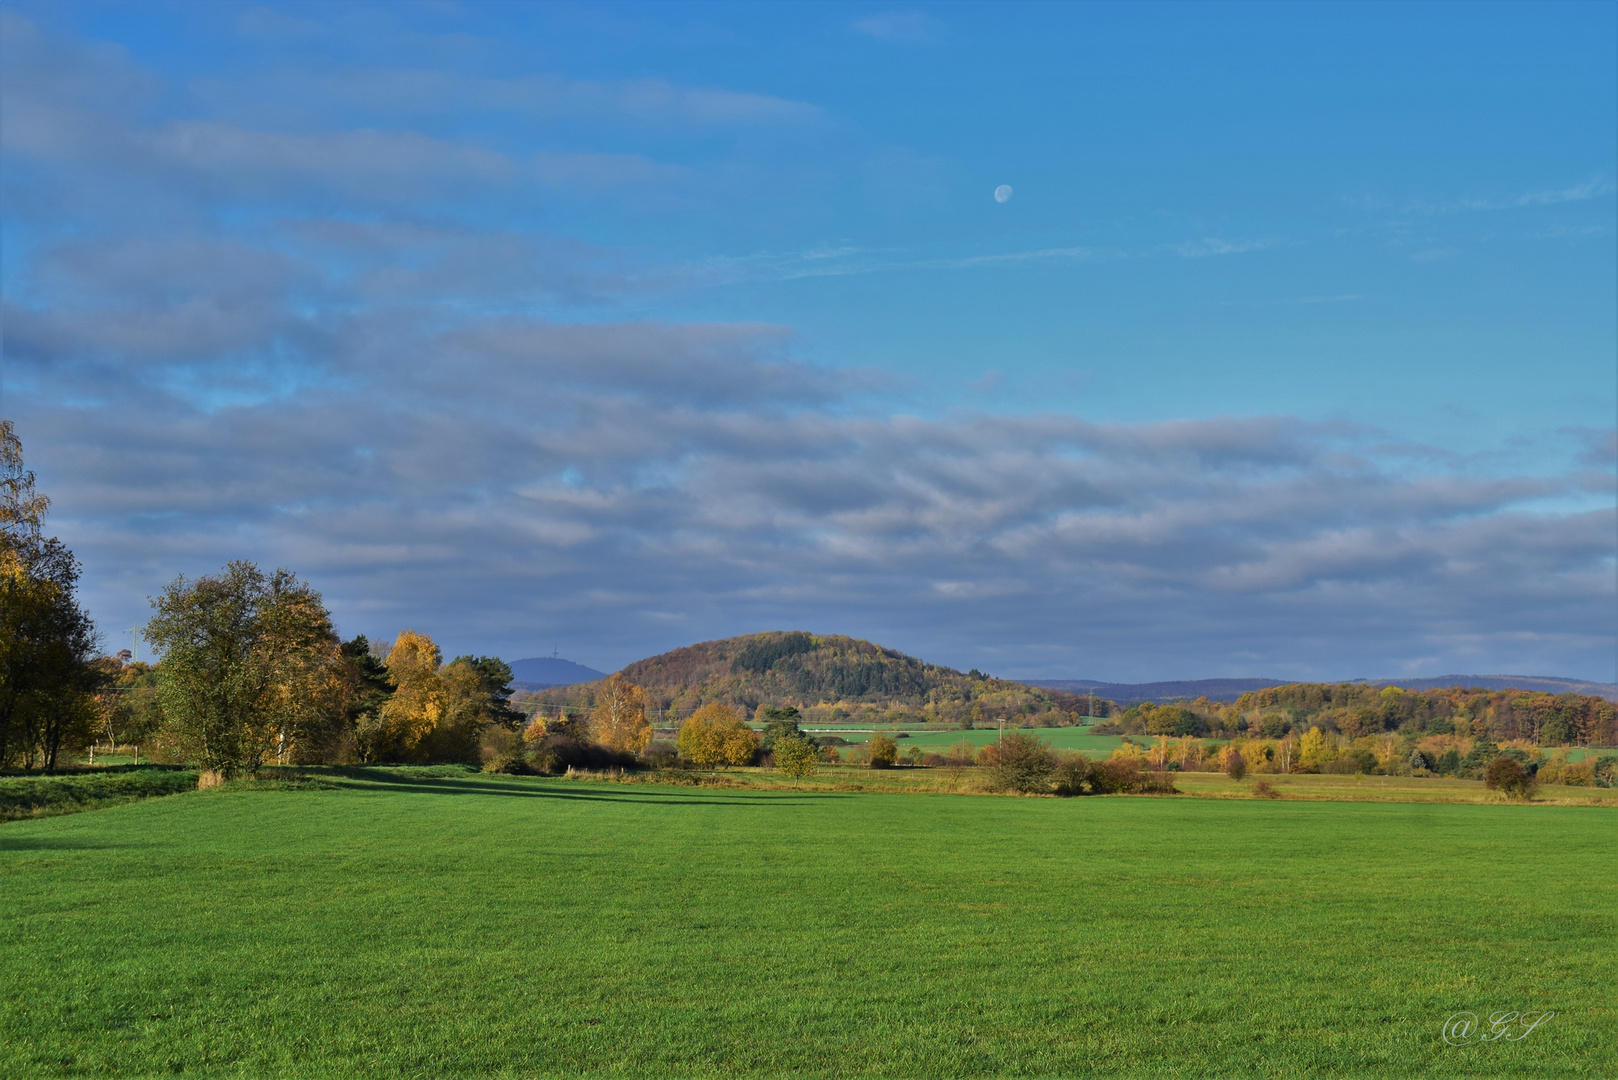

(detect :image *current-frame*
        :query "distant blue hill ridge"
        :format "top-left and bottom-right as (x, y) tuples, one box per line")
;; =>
(1028, 679), (1285, 705)
(1028, 675), (1618, 705)
(507, 657), (608, 688)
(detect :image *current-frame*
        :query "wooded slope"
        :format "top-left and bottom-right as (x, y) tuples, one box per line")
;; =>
(528, 631), (1105, 726)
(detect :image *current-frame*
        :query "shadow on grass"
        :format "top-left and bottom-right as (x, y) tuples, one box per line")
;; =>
(0, 836), (136, 851)
(325, 773), (848, 807)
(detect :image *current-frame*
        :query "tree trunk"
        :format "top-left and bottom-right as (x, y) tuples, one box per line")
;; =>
(45, 712), (64, 770)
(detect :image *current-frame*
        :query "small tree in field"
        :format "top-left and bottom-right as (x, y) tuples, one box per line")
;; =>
(1484, 756), (1538, 800)
(867, 734), (898, 769)
(677, 703), (757, 767)
(1224, 748), (1247, 781)
(773, 733), (818, 784)
(980, 731), (1056, 792)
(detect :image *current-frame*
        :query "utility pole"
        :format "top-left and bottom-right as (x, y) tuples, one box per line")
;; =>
(126, 627), (141, 664)
(998, 717), (1006, 749)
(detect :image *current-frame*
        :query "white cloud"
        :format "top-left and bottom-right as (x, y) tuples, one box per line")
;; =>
(192, 67), (823, 128)
(1402, 176), (1618, 215)
(1510, 177), (1615, 207)
(853, 11), (944, 45)
(1172, 237), (1276, 258)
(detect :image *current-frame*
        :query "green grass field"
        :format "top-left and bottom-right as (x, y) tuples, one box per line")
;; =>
(3, 770), (1613, 1078)
(891, 728), (1127, 756)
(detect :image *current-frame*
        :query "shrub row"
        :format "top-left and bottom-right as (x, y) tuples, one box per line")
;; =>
(979, 733), (1178, 796)
(482, 734), (640, 776)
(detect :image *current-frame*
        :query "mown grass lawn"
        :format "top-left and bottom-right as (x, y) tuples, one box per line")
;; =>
(2, 771), (1613, 1078)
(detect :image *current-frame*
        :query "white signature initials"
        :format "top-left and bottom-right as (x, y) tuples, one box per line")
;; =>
(1444, 1010), (1554, 1046)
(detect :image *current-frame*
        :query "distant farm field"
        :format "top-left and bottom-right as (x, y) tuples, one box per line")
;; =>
(3, 772), (1613, 1078)
(804, 726), (1129, 756)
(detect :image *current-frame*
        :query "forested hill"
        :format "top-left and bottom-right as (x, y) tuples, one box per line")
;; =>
(528, 632), (1104, 727)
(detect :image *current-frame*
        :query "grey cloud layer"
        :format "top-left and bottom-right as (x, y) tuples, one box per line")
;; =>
(21, 318), (1615, 678)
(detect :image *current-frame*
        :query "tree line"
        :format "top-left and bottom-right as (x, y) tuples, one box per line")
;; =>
(89, 563), (530, 778)
(1090, 683), (1615, 747)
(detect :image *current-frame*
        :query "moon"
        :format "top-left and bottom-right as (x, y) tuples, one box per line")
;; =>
(994, 184), (1013, 203)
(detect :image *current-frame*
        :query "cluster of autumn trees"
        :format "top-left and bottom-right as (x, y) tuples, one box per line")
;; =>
(515, 695), (824, 776)
(1092, 683), (1616, 747)
(118, 561), (526, 777)
(110, 572), (842, 778)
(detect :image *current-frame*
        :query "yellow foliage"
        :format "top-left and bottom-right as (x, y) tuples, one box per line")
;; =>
(868, 734), (898, 768)
(1242, 740), (1280, 773)
(1537, 750), (1595, 787)
(1497, 738), (1543, 759)
(377, 630), (445, 754)
(590, 675), (651, 753)
(524, 708), (585, 743)
(677, 703), (757, 767)
(1297, 727), (1331, 771)
(1372, 734), (1404, 773)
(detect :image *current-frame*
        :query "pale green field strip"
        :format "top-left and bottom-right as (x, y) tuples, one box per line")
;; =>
(887, 728), (1125, 754)
(1168, 771), (1618, 804)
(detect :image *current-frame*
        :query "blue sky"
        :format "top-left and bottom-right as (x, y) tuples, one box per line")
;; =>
(3, 1), (1614, 681)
